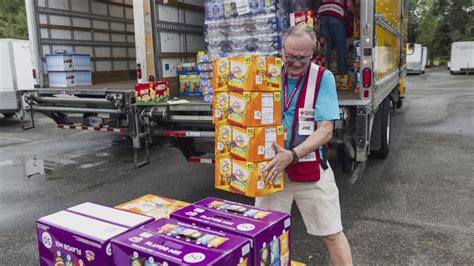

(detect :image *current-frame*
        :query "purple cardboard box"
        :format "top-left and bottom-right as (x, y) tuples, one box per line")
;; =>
(36, 202), (153, 266)
(171, 203), (291, 266)
(112, 225), (249, 265)
(141, 218), (251, 265)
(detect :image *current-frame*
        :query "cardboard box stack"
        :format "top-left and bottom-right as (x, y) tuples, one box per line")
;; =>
(178, 63), (202, 96)
(46, 50), (92, 87)
(36, 195), (300, 265)
(134, 81), (170, 103)
(213, 55), (285, 197)
(197, 52), (214, 103)
(36, 202), (153, 266)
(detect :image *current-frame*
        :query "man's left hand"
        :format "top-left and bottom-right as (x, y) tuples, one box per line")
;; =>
(263, 142), (293, 182)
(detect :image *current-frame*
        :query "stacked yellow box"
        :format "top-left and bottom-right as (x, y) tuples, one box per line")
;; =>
(213, 55), (285, 197)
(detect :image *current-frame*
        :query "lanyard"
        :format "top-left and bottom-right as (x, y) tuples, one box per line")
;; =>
(283, 66), (309, 112)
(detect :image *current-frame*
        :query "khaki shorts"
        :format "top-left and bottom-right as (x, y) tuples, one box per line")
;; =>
(255, 163), (342, 236)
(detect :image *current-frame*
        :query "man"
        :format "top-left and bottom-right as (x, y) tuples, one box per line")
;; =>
(257, 26), (352, 265)
(318, 0), (355, 74)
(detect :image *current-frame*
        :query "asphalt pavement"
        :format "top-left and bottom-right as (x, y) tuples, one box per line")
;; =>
(0, 67), (472, 265)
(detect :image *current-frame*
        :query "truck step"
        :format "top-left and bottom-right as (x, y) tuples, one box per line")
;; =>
(57, 124), (128, 134)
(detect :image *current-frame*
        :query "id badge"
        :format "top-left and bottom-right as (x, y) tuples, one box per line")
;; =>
(298, 108), (315, 136)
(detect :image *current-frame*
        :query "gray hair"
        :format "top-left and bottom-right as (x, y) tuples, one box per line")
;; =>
(282, 25), (317, 50)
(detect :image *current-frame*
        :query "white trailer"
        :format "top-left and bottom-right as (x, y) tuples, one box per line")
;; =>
(450, 41), (474, 74)
(0, 39), (35, 119)
(406, 43), (425, 74)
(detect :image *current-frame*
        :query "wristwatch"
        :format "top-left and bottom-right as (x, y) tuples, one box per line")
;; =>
(291, 149), (299, 164)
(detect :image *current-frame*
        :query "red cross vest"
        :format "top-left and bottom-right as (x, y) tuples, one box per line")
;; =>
(318, 0), (346, 20)
(286, 63), (327, 182)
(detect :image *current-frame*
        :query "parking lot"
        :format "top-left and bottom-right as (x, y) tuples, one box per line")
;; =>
(0, 67), (473, 265)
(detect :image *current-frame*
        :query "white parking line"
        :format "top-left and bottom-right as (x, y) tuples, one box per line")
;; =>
(0, 136), (31, 142)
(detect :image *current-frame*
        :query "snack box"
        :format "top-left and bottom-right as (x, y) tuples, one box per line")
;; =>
(36, 202), (153, 266)
(177, 62), (196, 75)
(213, 91), (229, 125)
(140, 218), (251, 265)
(135, 81), (169, 103)
(228, 91), (281, 127)
(171, 202), (291, 266)
(215, 157), (232, 192)
(215, 124), (232, 157)
(115, 194), (190, 220)
(231, 125), (284, 162)
(194, 197), (291, 265)
(229, 159), (283, 197)
(212, 58), (230, 91)
(112, 226), (245, 266)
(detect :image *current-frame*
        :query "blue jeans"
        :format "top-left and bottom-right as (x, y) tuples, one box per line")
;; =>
(319, 15), (348, 74)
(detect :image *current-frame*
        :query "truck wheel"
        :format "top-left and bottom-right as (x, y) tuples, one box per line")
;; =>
(3, 113), (15, 118)
(338, 148), (355, 173)
(372, 98), (392, 158)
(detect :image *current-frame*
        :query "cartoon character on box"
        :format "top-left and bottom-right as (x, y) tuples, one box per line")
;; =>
(229, 95), (245, 122)
(255, 56), (267, 89)
(266, 57), (282, 90)
(216, 125), (231, 155)
(230, 163), (249, 195)
(214, 92), (229, 123)
(213, 58), (229, 91)
(270, 237), (281, 265)
(216, 158), (232, 187)
(260, 243), (271, 266)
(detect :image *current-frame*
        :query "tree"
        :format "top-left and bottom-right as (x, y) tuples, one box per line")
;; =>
(0, 0), (28, 39)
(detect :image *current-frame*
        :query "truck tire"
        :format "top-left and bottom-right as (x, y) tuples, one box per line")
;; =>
(338, 148), (355, 173)
(372, 98), (392, 158)
(3, 113), (15, 118)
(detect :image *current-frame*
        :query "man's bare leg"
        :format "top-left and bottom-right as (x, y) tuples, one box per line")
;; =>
(323, 231), (352, 265)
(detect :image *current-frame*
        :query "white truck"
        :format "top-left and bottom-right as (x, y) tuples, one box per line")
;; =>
(406, 43), (425, 74)
(422, 46), (429, 69)
(0, 39), (35, 120)
(23, 0), (407, 181)
(449, 41), (474, 74)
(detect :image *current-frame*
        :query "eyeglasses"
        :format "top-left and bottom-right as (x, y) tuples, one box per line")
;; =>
(284, 53), (313, 64)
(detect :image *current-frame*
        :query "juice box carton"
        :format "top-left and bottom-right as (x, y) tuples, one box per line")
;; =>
(111, 226), (248, 266)
(228, 91), (282, 127)
(215, 157), (232, 192)
(266, 56), (283, 91)
(141, 218), (252, 265)
(171, 202), (291, 266)
(115, 194), (190, 220)
(193, 197), (292, 266)
(36, 202), (153, 266)
(135, 81), (169, 103)
(230, 159), (284, 197)
(231, 125), (284, 162)
(213, 91), (229, 125)
(215, 124), (232, 157)
(213, 58), (230, 91)
(228, 55), (257, 92)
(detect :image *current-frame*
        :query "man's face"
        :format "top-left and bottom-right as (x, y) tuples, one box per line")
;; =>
(283, 35), (313, 77)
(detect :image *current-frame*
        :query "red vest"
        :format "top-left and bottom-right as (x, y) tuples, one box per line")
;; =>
(286, 63), (327, 182)
(318, 0), (346, 20)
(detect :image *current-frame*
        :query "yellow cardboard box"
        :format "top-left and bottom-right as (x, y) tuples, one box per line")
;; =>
(231, 125), (284, 162)
(115, 194), (190, 220)
(228, 91), (282, 127)
(229, 159), (283, 197)
(228, 55), (257, 91)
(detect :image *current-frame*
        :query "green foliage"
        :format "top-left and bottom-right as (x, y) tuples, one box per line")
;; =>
(0, 0), (28, 39)
(408, 0), (474, 63)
